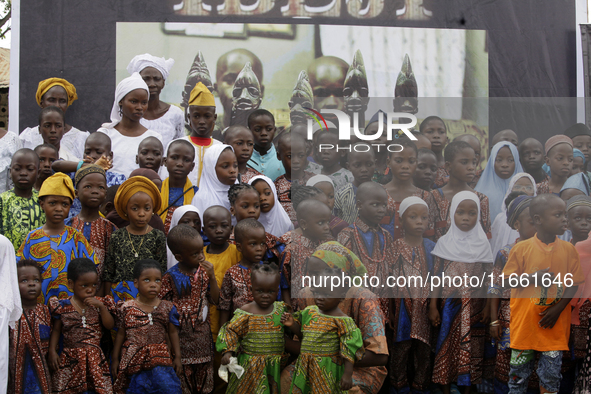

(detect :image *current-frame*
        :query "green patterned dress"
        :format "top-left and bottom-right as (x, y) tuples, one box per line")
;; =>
(0, 189), (45, 250)
(216, 301), (289, 394)
(290, 305), (364, 394)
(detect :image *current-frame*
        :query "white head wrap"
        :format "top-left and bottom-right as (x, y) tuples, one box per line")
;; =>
(166, 205), (202, 270)
(432, 191), (494, 263)
(398, 196), (428, 218)
(191, 145), (238, 219)
(126, 53), (175, 80)
(1, 235), (22, 328)
(306, 175), (334, 187)
(249, 175), (294, 238)
(102, 72), (150, 129)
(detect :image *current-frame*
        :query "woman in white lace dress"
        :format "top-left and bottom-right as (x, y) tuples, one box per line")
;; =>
(0, 130), (22, 193)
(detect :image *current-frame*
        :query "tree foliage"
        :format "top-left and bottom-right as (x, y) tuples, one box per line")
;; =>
(0, 0), (10, 39)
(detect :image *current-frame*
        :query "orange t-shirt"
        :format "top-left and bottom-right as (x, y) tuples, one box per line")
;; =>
(503, 234), (584, 351)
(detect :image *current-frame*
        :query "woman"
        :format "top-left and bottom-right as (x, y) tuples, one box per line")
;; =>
(97, 72), (163, 178)
(19, 78), (89, 159)
(127, 53), (185, 149)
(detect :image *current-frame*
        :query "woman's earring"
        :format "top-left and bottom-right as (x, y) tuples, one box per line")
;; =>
(118, 106), (123, 116)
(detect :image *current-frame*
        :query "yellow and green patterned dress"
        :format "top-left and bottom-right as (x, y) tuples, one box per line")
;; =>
(290, 305), (364, 394)
(216, 301), (289, 394)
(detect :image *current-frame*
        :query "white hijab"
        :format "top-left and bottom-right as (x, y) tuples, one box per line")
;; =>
(0, 235), (22, 328)
(166, 205), (202, 270)
(191, 144), (238, 217)
(432, 191), (494, 263)
(126, 53), (175, 80)
(248, 175), (294, 237)
(102, 72), (150, 129)
(490, 173), (537, 258)
(306, 174), (334, 187)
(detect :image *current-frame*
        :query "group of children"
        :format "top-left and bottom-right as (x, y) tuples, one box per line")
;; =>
(2, 55), (591, 394)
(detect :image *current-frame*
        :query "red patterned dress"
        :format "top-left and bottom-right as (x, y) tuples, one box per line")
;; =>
(274, 171), (314, 222)
(219, 264), (255, 315)
(429, 188), (491, 241)
(114, 299), (181, 394)
(433, 167), (449, 188)
(49, 297), (116, 393)
(8, 304), (52, 394)
(280, 232), (321, 310)
(241, 167), (262, 184)
(381, 188), (434, 239)
(160, 266), (215, 394)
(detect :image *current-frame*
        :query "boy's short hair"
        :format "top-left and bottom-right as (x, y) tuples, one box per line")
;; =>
(133, 259), (162, 279)
(530, 194), (563, 219)
(34, 143), (59, 156)
(296, 199), (329, 223)
(38, 106), (65, 125)
(85, 132), (112, 150)
(247, 109), (275, 128)
(167, 224), (202, 255)
(12, 148), (40, 167)
(137, 136), (163, 153)
(167, 139), (195, 158)
(17, 259), (43, 276)
(315, 128), (339, 143)
(67, 258), (97, 282)
(444, 140), (473, 163)
(234, 218), (265, 244)
(224, 125), (252, 143)
(417, 147), (437, 159)
(419, 116), (446, 133)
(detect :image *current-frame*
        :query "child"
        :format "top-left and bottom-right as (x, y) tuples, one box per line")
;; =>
(537, 135), (574, 194)
(454, 134), (484, 187)
(48, 258), (115, 393)
(191, 144), (238, 217)
(502, 194), (584, 394)
(567, 195), (591, 245)
(99, 184), (119, 217)
(430, 140), (491, 241)
(218, 219), (269, 327)
(389, 197), (436, 394)
(560, 172), (590, 201)
(488, 195), (536, 391)
(223, 124), (261, 183)
(572, 149), (586, 176)
(475, 141), (524, 220)
(313, 128), (352, 189)
(202, 205), (241, 340)
(429, 191), (494, 394)
(250, 175), (293, 238)
(166, 205), (202, 269)
(216, 262), (289, 393)
(8, 259), (51, 394)
(419, 116), (448, 188)
(136, 135), (164, 174)
(33, 143), (58, 192)
(0, 148), (45, 250)
(103, 176), (167, 302)
(565, 123), (591, 168)
(112, 259), (182, 394)
(413, 148), (438, 192)
(518, 138), (548, 184)
(305, 176), (349, 237)
(160, 225), (220, 394)
(281, 268), (364, 393)
(247, 109), (285, 181)
(16, 173), (99, 303)
(37, 106), (79, 161)
(491, 129), (519, 147)
(275, 133), (314, 221)
(0, 130), (23, 191)
(334, 145), (376, 224)
(159, 139), (197, 232)
(65, 165), (118, 281)
(383, 139), (433, 239)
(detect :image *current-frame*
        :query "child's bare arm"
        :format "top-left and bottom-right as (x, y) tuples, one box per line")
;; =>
(429, 283), (441, 327)
(282, 288), (291, 307)
(201, 261), (220, 305)
(539, 285), (578, 329)
(219, 310), (231, 329)
(84, 297), (115, 330)
(281, 312), (302, 338)
(103, 281), (112, 297)
(48, 319), (63, 372)
(341, 359), (354, 390)
(111, 325), (125, 375)
(168, 323), (183, 376)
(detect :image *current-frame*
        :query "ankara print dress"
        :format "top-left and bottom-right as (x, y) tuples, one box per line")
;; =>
(290, 305), (364, 394)
(216, 302), (289, 393)
(8, 304), (52, 394)
(49, 297), (116, 394)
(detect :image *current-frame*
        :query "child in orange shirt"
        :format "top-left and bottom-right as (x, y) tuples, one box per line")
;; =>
(503, 194), (584, 394)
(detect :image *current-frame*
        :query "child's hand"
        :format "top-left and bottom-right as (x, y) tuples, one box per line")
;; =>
(173, 356), (183, 376)
(199, 260), (215, 279)
(94, 155), (113, 171)
(83, 296), (104, 310)
(111, 359), (119, 376)
(48, 350), (60, 372)
(539, 304), (562, 329)
(490, 325), (501, 341)
(341, 374), (353, 390)
(221, 352), (233, 365)
(531, 268), (555, 287)
(428, 308), (441, 327)
(281, 312), (295, 327)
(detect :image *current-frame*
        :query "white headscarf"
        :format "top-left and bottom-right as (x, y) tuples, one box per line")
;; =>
(306, 175), (334, 187)
(0, 235), (22, 328)
(126, 53), (175, 80)
(432, 191), (494, 263)
(166, 205), (202, 270)
(399, 196), (429, 218)
(248, 175), (294, 237)
(102, 72), (150, 129)
(191, 144), (238, 217)
(490, 173), (537, 258)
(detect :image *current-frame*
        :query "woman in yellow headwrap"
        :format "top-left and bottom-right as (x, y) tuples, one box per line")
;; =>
(19, 78), (90, 159)
(102, 176), (167, 302)
(15, 173), (101, 303)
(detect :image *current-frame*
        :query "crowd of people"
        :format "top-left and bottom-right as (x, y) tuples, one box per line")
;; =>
(0, 52), (591, 394)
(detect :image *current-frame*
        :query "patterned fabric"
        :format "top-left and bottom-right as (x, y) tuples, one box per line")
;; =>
(8, 304), (52, 394)
(433, 167), (449, 188)
(574, 310), (591, 393)
(429, 188), (491, 241)
(382, 188), (434, 240)
(16, 226), (99, 304)
(389, 339), (431, 392)
(469, 169), (484, 189)
(274, 172), (315, 223)
(311, 241), (367, 277)
(219, 264), (255, 314)
(241, 167), (262, 184)
(49, 297), (115, 393)
(159, 265), (214, 393)
(103, 228), (167, 302)
(305, 160), (322, 174)
(216, 302), (289, 394)
(290, 305), (364, 394)
(329, 215), (349, 239)
(536, 179), (555, 195)
(334, 183), (358, 225)
(0, 131), (22, 194)
(229, 230), (286, 264)
(0, 189), (45, 250)
(114, 299), (181, 394)
(280, 232), (321, 307)
(326, 168), (354, 191)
